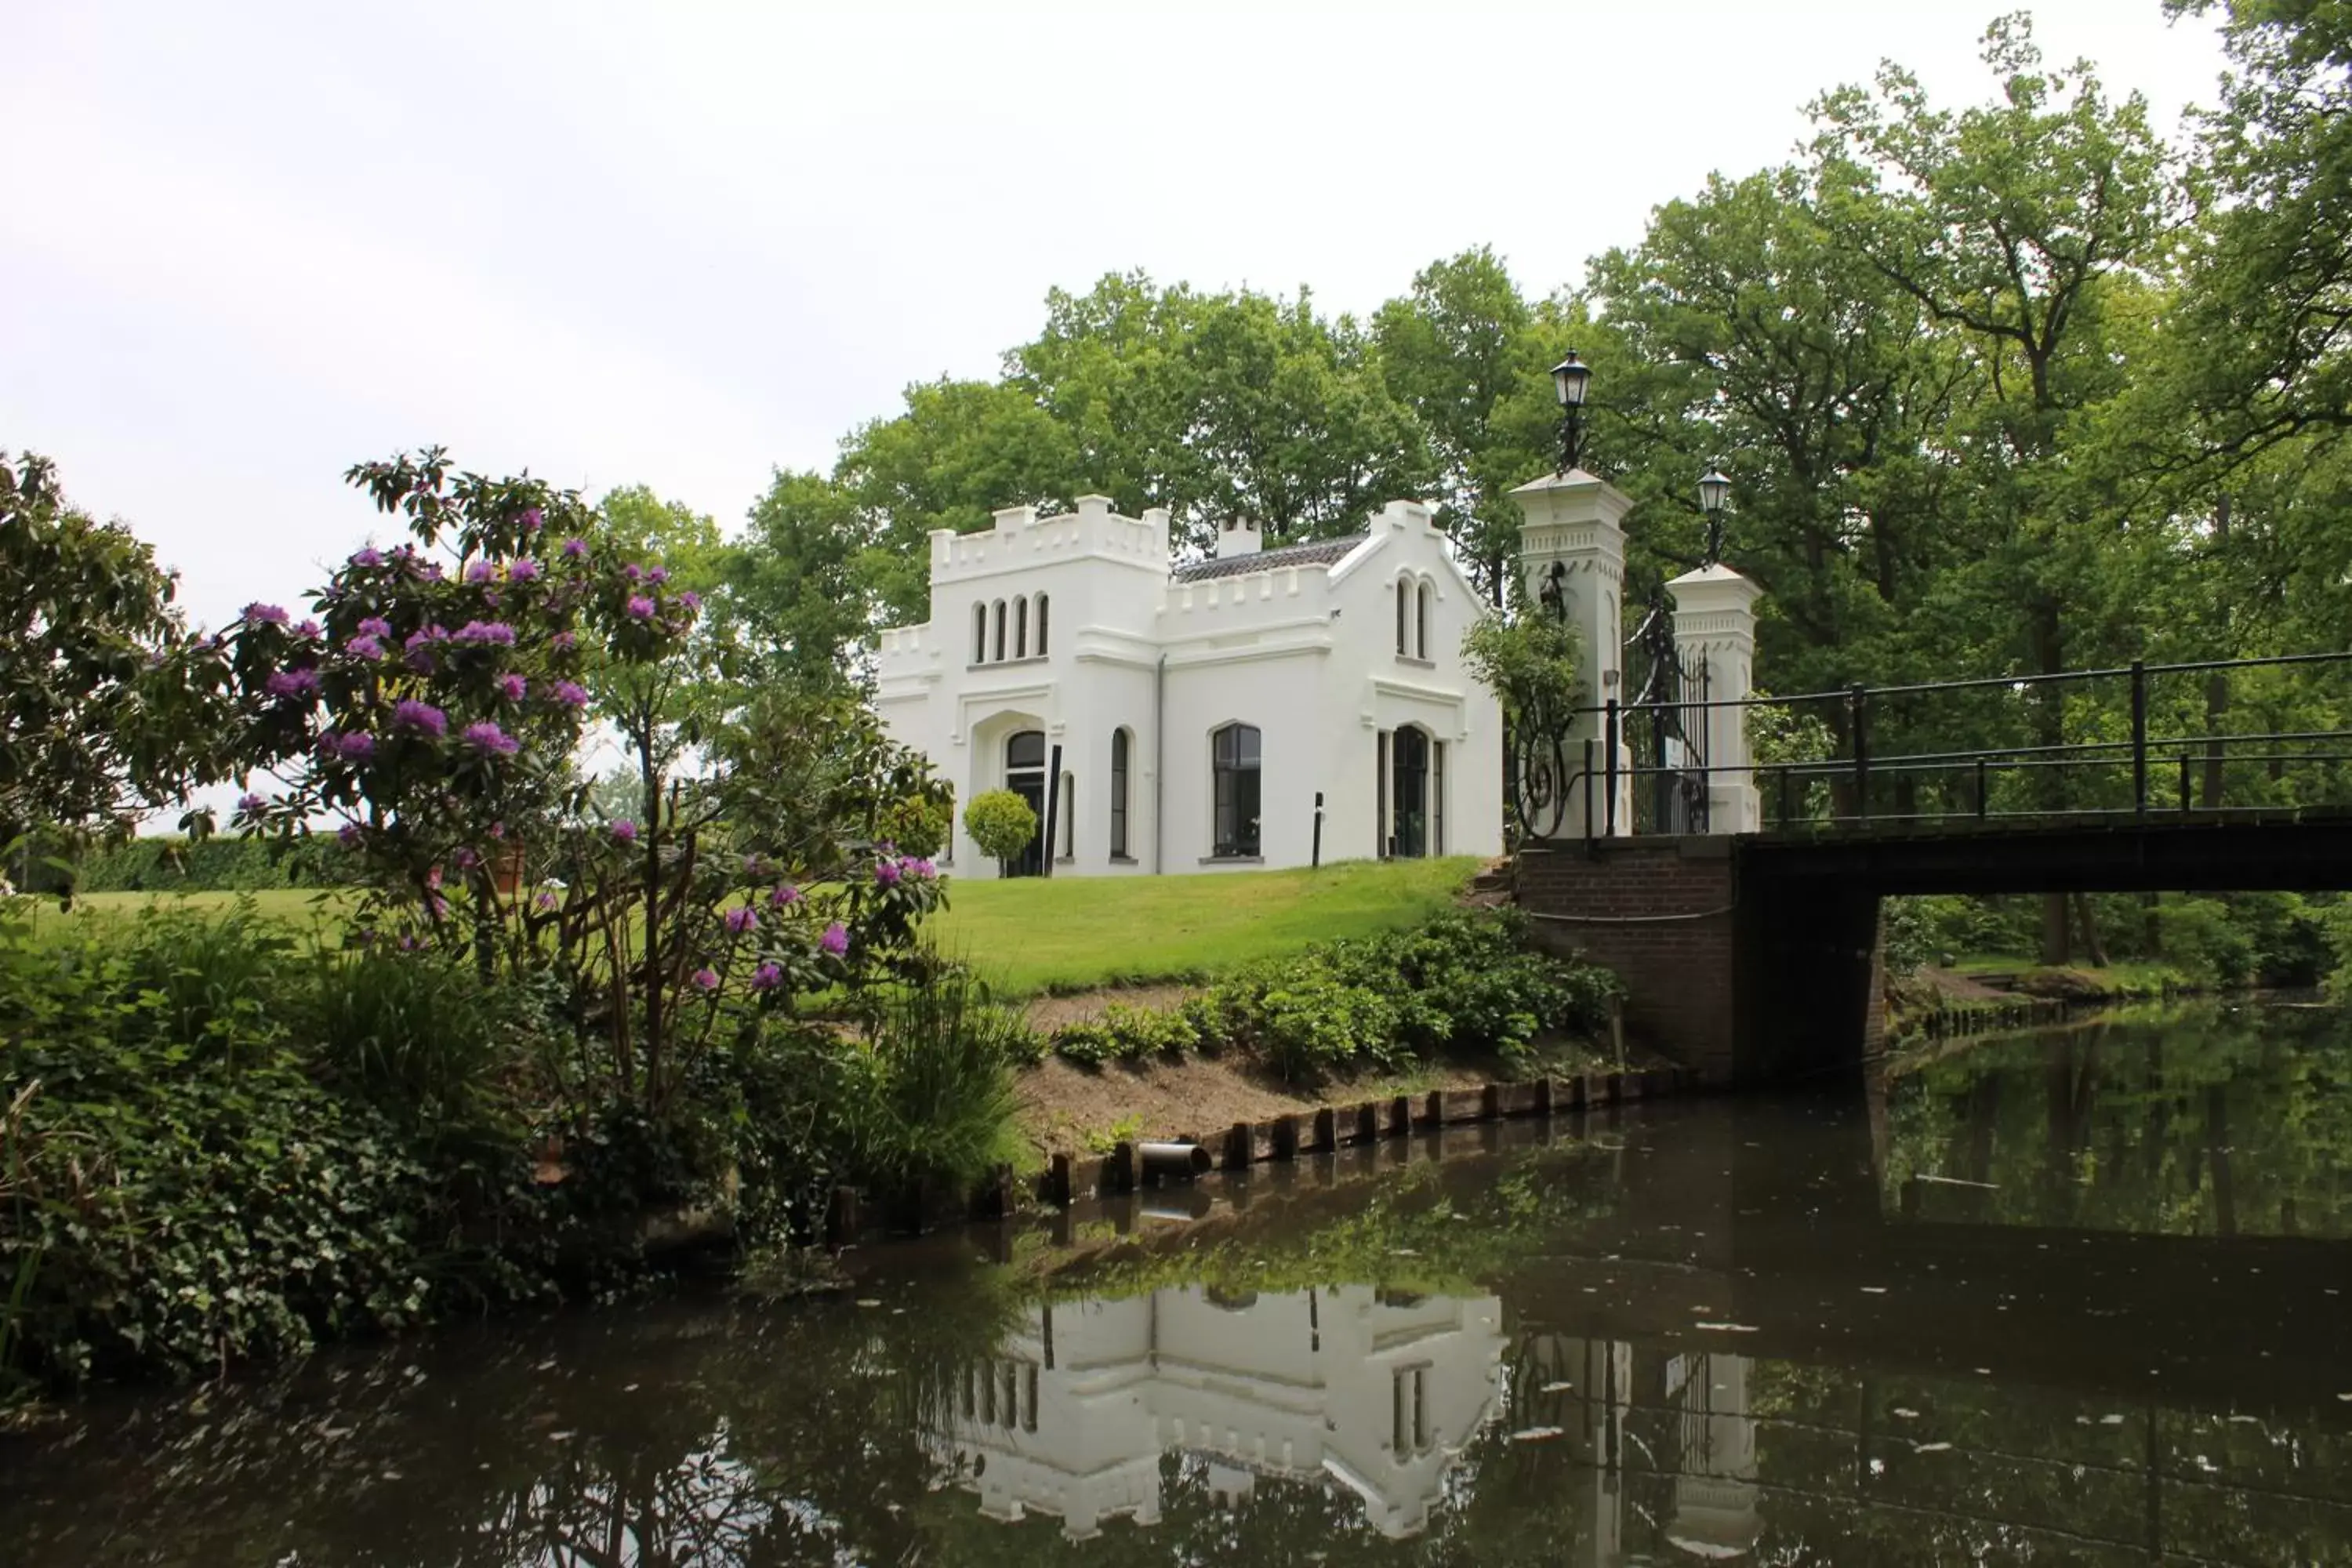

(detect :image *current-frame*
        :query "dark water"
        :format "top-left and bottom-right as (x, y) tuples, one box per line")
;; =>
(9, 1001), (2352, 1566)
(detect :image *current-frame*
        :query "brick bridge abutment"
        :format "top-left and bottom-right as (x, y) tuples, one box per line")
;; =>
(1515, 837), (1885, 1087)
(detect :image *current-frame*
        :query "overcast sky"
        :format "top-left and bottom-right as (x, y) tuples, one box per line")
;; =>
(4, 0), (2230, 633)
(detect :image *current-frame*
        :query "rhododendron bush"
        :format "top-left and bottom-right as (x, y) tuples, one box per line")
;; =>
(222, 449), (948, 1109)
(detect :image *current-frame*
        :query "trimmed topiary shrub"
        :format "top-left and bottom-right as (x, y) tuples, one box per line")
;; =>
(964, 789), (1039, 863)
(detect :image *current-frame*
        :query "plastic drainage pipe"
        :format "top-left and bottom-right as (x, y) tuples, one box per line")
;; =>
(1138, 1142), (1213, 1184)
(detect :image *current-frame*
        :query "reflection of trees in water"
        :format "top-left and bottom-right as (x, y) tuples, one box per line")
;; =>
(1886, 1004), (2352, 1238)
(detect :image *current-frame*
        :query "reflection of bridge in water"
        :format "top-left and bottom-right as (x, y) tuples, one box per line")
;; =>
(929, 1074), (2352, 1559)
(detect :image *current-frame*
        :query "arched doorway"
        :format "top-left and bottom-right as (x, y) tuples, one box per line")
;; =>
(1392, 726), (1430, 858)
(1004, 730), (1047, 877)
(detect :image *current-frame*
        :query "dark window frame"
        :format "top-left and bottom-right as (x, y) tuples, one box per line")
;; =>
(1211, 723), (1261, 858)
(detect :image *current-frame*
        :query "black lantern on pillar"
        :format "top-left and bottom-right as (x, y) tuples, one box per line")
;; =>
(1697, 465), (1732, 566)
(1552, 350), (1592, 474)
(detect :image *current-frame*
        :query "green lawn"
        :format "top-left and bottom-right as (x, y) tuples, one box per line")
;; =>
(929, 856), (1484, 995)
(27, 858), (1486, 996)
(30, 887), (347, 929)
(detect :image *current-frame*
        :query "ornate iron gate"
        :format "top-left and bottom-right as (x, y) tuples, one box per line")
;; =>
(1624, 587), (1710, 835)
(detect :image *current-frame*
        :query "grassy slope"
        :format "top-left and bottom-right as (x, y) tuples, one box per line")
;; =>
(925, 855), (1483, 995)
(36, 857), (1485, 997)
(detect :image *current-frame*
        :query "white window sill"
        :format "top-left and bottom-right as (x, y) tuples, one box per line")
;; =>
(1200, 854), (1265, 865)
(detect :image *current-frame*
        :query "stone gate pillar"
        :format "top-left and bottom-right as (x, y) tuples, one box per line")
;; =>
(1513, 468), (1632, 837)
(1667, 564), (1762, 834)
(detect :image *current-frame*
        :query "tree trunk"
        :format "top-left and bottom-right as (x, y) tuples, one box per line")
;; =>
(2073, 891), (2109, 968)
(2041, 892), (2073, 966)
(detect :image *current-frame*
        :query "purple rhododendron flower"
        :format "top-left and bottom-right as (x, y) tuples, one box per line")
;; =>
(453, 846), (481, 870)
(419, 562), (445, 583)
(646, 565), (670, 585)
(345, 634), (385, 660)
(908, 857), (936, 880)
(293, 619), (321, 640)
(453, 620), (517, 644)
(768, 883), (801, 908)
(244, 602), (289, 625)
(551, 630), (578, 652)
(521, 506), (544, 531)
(237, 792), (265, 813)
(724, 905), (758, 935)
(358, 616), (392, 638)
(610, 819), (638, 843)
(679, 590), (702, 612)
(874, 859), (902, 887)
(691, 967), (720, 993)
(466, 561), (496, 583)
(351, 547), (384, 568)
(265, 668), (321, 698)
(750, 962), (783, 991)
(338, 823), (361, 847)
(820, 923), (849, 957)
(561, 537), (586, 559)
(509, 557), (539, 581)
(462, 721), (520, 757)
(535, 890), (557, 910)
(622, 563), (644, 583)
(550, 680), (590, 707)
(394, 699), (447, 737)
(338, 731), (376, 760)
(626, 595), (655, 620)
(496, 673), (527, 701)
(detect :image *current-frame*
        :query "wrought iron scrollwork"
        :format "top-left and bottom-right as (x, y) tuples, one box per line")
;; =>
(1510, 561), (1581, 840)
(1626, 586), (1710, 836)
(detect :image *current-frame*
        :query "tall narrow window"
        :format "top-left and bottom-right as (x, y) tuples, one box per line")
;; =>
(972, 603), (987, 664)
(1417, 581), (1432, 659)
(1396, 579), (1409, 655)
(1392, 726), (1430, 858)
(1058, 773), (1075, 858)
(993, 600), (1007, 662)
(1036, 593), (1050, 655)
(1014, 597), (1028, 659)
(1110, 729), (1131, 859)
(1212, 723), (1261, 858)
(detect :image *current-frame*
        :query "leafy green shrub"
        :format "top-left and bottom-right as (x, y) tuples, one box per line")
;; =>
(1051, 1004), (1198, 1067)
(1172, 909), (1617, 1083)
(2158, 896), (2259, 989)
(0, 905), (570, 1387)
(963, 789), (1038, 862)
(1217, 964), (1405, 1083)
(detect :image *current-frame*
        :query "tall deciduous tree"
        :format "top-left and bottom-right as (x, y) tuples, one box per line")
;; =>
(1374, 247), (1566, 604)
(2167, 0), (2352, 463)
(0, 452), (234, 855)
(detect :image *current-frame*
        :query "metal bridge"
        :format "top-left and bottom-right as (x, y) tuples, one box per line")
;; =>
(1515, 647), (2352, 844)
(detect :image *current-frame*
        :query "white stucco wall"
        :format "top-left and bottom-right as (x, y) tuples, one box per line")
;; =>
(874, 496), (1502, 877)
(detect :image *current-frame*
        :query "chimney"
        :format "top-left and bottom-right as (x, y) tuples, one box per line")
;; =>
(1215, 517), (1263, 559)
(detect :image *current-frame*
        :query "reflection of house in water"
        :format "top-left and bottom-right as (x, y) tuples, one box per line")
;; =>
(1514, 1337), (1762, 1565)
(924, 1285), (1507, 1541)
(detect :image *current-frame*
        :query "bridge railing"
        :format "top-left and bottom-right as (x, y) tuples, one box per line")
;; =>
(1553, 651), (2352, 837)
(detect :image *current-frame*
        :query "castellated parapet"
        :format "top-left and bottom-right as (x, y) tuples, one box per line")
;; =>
(930, 496), (1171, 585)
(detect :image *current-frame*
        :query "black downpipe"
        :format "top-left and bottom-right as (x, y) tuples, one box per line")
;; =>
(1043, 742), (1062, 878)
(1311, 790), (1324, 868)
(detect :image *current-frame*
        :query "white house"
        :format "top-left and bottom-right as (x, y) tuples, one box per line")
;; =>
(922, 1283), (1508, 1541)
(872, 496), (1503, 877)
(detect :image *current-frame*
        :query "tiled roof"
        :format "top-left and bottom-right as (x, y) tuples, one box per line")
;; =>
(1171, 535), (1366, 583)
